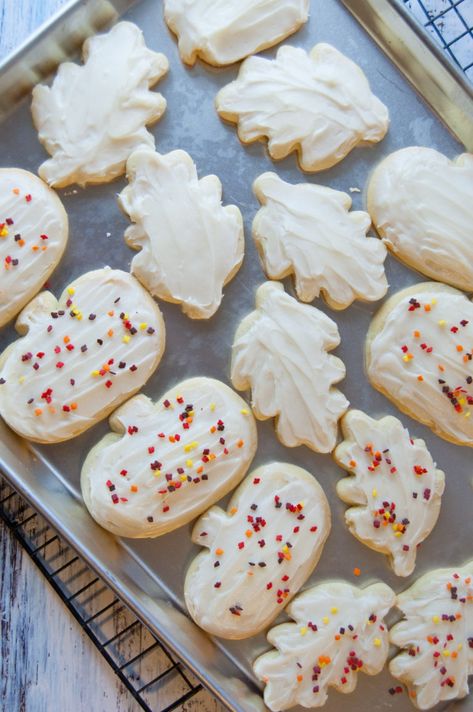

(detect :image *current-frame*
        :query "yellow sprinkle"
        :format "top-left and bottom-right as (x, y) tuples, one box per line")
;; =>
(300, 627), (308, 636)
(91, 370), (100, 377)
(18, 376), (25, 384)
(431, 298), (437, 305)
(374, 638), (382, 648)
(180, 474), (187, 482)
(432, 615), (440, 624)
(394, 531), (402, 538)
(67, 287), (75, 295)
(438, 320), (446, 327)
(330, 607), (338, 614)
(122, 335), (131, 344)
(402, 354), (413, 362)
(465, 412), (471, 418)
(139, 322), (147, 330)
(210, 403), (216, 412)
(372, 488), (377, 497)
(322, 617), (329, 625)
(186, 459), (193, 468)
(240, 408), (249, 415)
(443, 650), (450, 657)
(153, 470), (162, 477)
(282, 545), (289, 553)
(184, 441), (198, 452)
(0, 227), (9, 237)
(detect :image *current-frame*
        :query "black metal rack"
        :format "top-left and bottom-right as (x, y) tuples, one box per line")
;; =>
(404, 0), (473, 78)
(0, 475), (211, 712)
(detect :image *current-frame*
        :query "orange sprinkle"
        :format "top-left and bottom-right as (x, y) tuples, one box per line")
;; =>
(48, 406), (56, 414)
(413, 330), (421, 338)
(130, 485), (138, 493)
(107, 329), (114, 337)
(169, 435), (175, 443)
(438, 364), (445, 372)
(410, 691), (417, 699)
(335, 634), (341, 641)
(452, 651), (458, 659)
(32, 245), (39, 252)
(455, 613), (462, 620)
(424, 304), (431, 312)
(296, 675), (303, 683)
(349, 459), (357, 468)
(108, 310), (114, 317)
(465, 577), (471, 584)
(417, 375), (424, 382)
(34, 408), (42, 416)
(210, 426), (216, 433)
(353, 567), (361, 576)
(196, 466), (204, 474)
(13, 188), (20, 195)
(457, 345), (464, 352)
(237, 439), (244, 448)
(63, 335), (70, 344)
(70, 402), (78, 410)
(230, 507), (238, 515)
(215, 548), (224, 556)
(245, 529), (253, 538)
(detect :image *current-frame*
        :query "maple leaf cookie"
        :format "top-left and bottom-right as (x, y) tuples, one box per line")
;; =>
(253, 580), (395, 710)
(118, 147), (244, 319)
(184, 462), (331, 639)
(368, 148), (473, 292)
(216, 43), (389, 172)
(31, 22), (169, 187)
(231, 281), (349, 453)
(81, 377), (257, 538)
(334, 410), (445, 577)
(0, 168), (68, 328)
(0, 268), (165, 443)
(163, 0), (309, 67)
(366, 283), (473, 446)
(253, 172), (388, 309)
(390, 562), (473, 709)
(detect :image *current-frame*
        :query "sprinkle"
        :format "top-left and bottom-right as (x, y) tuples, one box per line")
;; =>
(322, 617), (329, 625)
(373, 638), (382, 647)
(353, 567), (361, 577)
(331, 607), (338, 614)
(300, 627), (308, 636)
(240, 408), (249, 415)
(215, 548), (224, 556)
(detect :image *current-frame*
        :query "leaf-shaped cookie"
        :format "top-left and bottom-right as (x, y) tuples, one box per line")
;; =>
(0, 268), (165, 443)
(0, 168), (68, 328)
(81, 377), (257, 538)
(216, 43), (389, 172)
(366, 283), (473, 446)
(118, 147), (244, 319)
(390, 562), (473, 709)
(31, 22), (169, 188)
(184, 462), (331, 639)
(254, 580), (395, 710)
(334, 410), (445, 577)
(231, 281), (349, 453)
(164, 0), (309, 66)
(368, 148), (473, 292)
(253, 172), (388, 309)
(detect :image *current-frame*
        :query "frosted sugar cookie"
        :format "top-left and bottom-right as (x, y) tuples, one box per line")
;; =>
(81, 378), (257, 538)
(184, 462), (331, 639)
(0, 268), (165, 443)
(118, 147), (244, 319)
(366, 283), (473, 446)
(31, 22), (169, 187)
(254, 580), (395, 710)
(0, 169), (68, 328)
(253, 172), (387, 309)
(216, 43), (389, 172)
(231, 281), (348, 453)
(335, 410), (445, 577)
(368, 148), (473, 291)
(163, 0), (309, 66)
(390, 562), (473, 709)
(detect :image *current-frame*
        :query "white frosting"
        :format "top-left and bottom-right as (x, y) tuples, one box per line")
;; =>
(231, 282), (348, 453)
(81, 378), (257, 538)
(216, 43), (389, 172)
(0, 169), (68, 328)
(184, 462), (331, 639)
(367, 285), (473, 446)
(253, 172), (387, 309)
(118, 147), (244, 319)
(368, 148), (473, 292)
(390, 562), (473, 710)
(0, 268), (165, 443)
(335, 410), (445, 577)
(164, 0), (309, 66)
(31, 22), (169, 188)
(254, 581), (395, 710)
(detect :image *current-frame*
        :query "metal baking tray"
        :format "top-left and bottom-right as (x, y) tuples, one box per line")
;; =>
(1, 1), (472, 710)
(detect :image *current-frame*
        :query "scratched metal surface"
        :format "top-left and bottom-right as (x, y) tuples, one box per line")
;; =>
(0, 1), (472, 711)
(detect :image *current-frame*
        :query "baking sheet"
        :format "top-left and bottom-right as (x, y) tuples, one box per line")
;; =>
(0, 0), (472, 710)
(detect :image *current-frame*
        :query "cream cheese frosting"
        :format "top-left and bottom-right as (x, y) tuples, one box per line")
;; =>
(368, 148), (473, 292)
(0, 169), (68, 328)
(118, 147), (244, 319)
(184, 462), (331, 639)
(231, 281), (349, 453)
(0, 267), (165, 443)
(335, 410), (445, 577)
(253, 172), (388, 309)
(366, 283), (473, 446)
(81, 378), (257, 538)
(390, 562), (473, 709)
(163, 0), (309, 66)
(253, 580), (395, 710)
(31, 22), (169, 188)
(216, 43), (389, 172)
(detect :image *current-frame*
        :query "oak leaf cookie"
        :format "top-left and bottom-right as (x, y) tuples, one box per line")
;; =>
(0, 169), (68, 328)
(81, 378), (257, 538)
(31, 22), (169, 187)
(163, 0), (309, 66)
(368, 148), (473, 291)
(366, 283), (473, 446)
(334, 410), (445, 577)
(254, 580), (395, 710)
(253, 172), (388, 309)
(118, 147), (244, 319)
(184, 462), (331, 639)
(390, 562), (473, 709)
(231, 281), (348, 453)
(0, 268), (165, 443)
(216, 43), (389, 172)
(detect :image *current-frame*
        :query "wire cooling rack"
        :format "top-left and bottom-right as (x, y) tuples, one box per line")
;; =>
(0, 475), (213, 712)
(404, 0), (473, 79)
